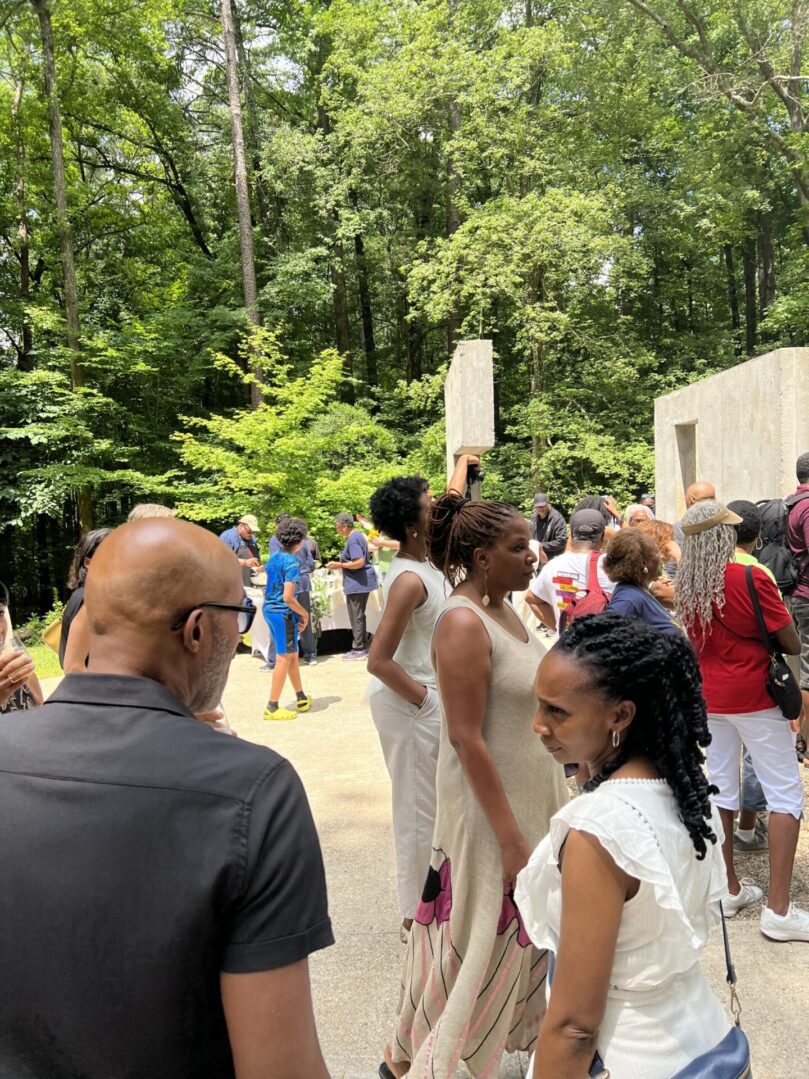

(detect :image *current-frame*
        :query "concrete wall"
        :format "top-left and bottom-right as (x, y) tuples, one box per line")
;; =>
(654, 347), (809, 522)
(444, 339), (495, 481)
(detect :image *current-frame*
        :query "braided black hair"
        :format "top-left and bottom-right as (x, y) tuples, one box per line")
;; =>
(427, 492), (520, 586)
(556, 612), (718, 859)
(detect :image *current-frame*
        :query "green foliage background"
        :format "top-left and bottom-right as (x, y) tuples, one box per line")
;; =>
(1, 0), (807, 616)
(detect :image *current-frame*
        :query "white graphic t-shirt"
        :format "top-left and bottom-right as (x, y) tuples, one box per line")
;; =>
(530, 550), (614, 629)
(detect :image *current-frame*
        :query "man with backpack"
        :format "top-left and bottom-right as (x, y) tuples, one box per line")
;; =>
(527, 508), (614, 632)
(786, 452), (809, 717)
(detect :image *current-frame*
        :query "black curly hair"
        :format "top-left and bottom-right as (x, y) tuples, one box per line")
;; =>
(276, 517), (308, 550)
(427, 492), (521, 587)
(556, 612), (718, 859)
(369, 475), (429, 543)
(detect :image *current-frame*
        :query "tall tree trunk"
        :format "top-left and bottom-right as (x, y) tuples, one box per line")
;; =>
(220, 0), (262, 408)
(331, 250), (354, 402)
(232, 2), (271, 238)
(353, 228), (377, 388)
(33, 0), (92, 530)
(12, 73), (33, 371)
(742, 237), (758, 355)
(33, 0), (81, 387)
(445, 97), (462, 353)
(758, 209), (775, 319)
(405, 296), (422, 383)
(528, 272), (546, 476)
(723, 243), (742, 356)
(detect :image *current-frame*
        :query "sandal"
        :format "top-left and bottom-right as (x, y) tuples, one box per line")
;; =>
(379, 1064), (396, 1079)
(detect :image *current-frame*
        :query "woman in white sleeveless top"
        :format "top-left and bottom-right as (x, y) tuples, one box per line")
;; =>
(367, 475), (449, 936)
(380, 492), (569, 1079)
(515, 612), (732, 1078)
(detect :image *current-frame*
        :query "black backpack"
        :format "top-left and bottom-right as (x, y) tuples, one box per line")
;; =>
(756, 493), (809, 594)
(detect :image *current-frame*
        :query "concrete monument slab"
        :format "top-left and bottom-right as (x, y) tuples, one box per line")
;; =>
(654, 347), (809, 522)
(444, 339), (495, 483)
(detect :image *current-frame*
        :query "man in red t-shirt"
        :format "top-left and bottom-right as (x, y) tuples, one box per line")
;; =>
(678, 499), (806, 943)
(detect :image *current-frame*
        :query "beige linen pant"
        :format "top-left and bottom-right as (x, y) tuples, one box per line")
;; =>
(370, 683), (441, 919)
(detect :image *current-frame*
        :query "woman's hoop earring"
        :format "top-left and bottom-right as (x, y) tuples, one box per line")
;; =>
(612, 729), (620, 748)
(482, 567), (491, 607)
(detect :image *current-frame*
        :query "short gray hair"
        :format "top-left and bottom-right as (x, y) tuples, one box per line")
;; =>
(675, 499), (736, 633)
(334, 512), (354, 529)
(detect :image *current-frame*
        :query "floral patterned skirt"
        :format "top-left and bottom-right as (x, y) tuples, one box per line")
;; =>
(390, 848), (549, 1079)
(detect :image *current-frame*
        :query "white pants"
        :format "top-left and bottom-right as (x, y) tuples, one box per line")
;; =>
(707, 708), (804, 819)
(369, 682), (441, 919)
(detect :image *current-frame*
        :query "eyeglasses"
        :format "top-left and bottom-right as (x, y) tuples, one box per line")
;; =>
(170, 598), (256, 635)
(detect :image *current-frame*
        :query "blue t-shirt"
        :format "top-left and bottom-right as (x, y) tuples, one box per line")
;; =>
(264, 552), (301, 613)
(340, 531), (376, 595)
(608, 583), (682, 637)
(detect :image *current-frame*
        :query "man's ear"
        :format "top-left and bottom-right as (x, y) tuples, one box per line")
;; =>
(182, 611), (203, 654)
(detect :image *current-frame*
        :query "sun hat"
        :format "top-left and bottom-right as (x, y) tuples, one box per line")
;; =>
(238, 514), (261, 533)
(681, 504), (743, 535)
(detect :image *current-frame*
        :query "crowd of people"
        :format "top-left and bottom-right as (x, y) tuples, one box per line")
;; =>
(1, 458), (808, 1077)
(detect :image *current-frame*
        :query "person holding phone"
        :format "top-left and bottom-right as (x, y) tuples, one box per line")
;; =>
(0, 583), (43, 714)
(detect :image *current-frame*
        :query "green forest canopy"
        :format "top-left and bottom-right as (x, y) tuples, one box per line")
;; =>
(1, 0), (807, 617)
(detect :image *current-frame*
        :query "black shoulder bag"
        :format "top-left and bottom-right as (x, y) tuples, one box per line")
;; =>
(744, 565), (803, 721)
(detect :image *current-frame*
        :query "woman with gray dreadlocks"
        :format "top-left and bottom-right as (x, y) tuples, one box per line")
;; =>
(677, 498), (809, 943)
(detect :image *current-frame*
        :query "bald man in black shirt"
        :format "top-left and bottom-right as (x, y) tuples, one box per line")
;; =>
(0, 520), (333, 1078)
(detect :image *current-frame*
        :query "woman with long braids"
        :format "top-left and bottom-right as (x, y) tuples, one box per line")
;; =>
(516, 613), (730, 1078)
(677, 498), (809, 941)
(380, 493), (569, 1079)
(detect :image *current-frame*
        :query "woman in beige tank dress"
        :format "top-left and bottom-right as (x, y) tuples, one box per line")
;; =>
(381, 493), (569, 1079)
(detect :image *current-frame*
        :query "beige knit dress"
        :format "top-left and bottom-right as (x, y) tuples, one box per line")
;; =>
(390, 596), (569, 1078)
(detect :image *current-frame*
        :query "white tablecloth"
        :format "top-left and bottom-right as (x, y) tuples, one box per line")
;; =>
(246, 569), (383, 660)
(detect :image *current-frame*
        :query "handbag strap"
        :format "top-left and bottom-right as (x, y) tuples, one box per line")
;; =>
(743, 564), (773, 651)
(718, 900), (743, 1025)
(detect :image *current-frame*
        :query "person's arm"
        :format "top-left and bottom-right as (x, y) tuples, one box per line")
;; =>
(434, 607), (529, 887)
(447, 453), (481, 496)
(528, 569), (557, 631)
(525, 590), (556, 630)
(62, 604), (92, 673)
(752, 568), (800, 654)
(220, 761), (333, 1077)
(0, 649), (38, 709)
(532, 829), (633, 1079)
(367, 572), (429, 704)
(283, 582), (308, 627)
(222, 960), (328, 1079)
(369, 537), (400, 552)
(328, 531), (367, 572)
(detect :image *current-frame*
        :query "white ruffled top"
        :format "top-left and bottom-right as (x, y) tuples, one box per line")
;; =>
(515, 779), (728, 993)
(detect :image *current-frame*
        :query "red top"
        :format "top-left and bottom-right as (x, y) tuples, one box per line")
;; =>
(687, 563), (793, 714)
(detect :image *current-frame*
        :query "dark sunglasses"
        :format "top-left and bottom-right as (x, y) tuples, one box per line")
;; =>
(170, 597), (256, 635)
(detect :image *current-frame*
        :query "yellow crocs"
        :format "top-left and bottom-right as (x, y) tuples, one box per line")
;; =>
(296, 695), (313, 713)
(262, 706), (297, 721)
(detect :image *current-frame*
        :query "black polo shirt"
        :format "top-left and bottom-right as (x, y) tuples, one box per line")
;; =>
(0, 674), (333, 1078)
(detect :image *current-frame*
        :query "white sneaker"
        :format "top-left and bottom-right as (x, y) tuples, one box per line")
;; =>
(760, 903), (809, 942)
(723, 882), (763, 917)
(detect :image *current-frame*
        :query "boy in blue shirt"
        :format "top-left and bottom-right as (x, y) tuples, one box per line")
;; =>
(262, 518), (312, 720)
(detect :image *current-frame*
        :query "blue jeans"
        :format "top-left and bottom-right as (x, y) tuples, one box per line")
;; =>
(741, 749), (767, 813)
